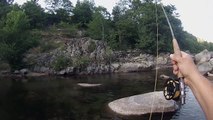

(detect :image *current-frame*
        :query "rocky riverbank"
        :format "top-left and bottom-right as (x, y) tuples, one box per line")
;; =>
(6, 37), (169, 76)
(1, 37), (213, 76)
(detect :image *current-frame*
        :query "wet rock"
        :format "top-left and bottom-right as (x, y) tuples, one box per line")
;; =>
(20, 69), (29, 75)
(65, 67), (74, 75)
(58, 69), (66, 75)
(108, 91), (178, 116)
(77, 83), (102, 87)
(14, 70), (20, 74)
(160, 74), (170, 80)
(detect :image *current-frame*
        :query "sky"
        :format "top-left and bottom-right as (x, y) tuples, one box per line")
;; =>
(14, 0), (213, 42)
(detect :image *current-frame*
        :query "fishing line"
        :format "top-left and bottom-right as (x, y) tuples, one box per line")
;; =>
(148, 0), (160, 119)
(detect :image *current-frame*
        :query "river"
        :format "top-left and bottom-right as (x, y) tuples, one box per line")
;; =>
(0, 69), (206, 120)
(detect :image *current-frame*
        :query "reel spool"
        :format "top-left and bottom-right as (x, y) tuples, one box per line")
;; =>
(163, 78), (180, 101)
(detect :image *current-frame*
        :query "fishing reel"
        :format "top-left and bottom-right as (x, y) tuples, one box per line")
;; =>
(163, 77), (181, 101)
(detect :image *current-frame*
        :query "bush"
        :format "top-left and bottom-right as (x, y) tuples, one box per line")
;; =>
(88, 41), (96, 53)
(52, 56), (72, 71)
(40, 42), (59, 52)
(0, 10), (39, 70)
(56, 22), (78, 38)
(73, 56), (90, 68)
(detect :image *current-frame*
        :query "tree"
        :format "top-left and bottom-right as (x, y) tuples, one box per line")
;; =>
(72, 0), (94, 28)
(22, 0), (46, 28)
(0, 0), (13, 20)
(136, 2), (184, 54)
(55, 8), (70, 23)
(0, 10), (38, 70)
(87, 6), (111, 40)
(110, 1), (138, 50)
(44, 0), (73, 25)
(45, 0), (73, 14)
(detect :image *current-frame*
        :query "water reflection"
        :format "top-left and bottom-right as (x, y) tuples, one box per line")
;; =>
(0, 70), (205, 120)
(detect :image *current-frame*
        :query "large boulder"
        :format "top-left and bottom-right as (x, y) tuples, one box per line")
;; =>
(197, 62), (213, 75)
(108, 91), (178, 116)
(195, 49), (211, 65)
(195, 49), (213, 74)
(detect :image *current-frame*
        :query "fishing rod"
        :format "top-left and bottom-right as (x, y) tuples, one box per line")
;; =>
(160, 3), (186, 105)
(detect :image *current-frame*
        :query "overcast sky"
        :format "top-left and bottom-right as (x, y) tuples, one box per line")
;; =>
(14, 0), (213, 42)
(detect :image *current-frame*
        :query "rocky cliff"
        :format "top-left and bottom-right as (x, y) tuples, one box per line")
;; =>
(24, 37), (170, 75)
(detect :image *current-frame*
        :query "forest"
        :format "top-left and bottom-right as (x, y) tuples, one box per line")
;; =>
(0, 0), (213, 70)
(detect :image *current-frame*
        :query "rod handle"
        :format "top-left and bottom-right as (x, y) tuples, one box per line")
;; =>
(172, 38), (183, 78)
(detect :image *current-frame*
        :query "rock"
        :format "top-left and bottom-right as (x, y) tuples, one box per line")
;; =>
(118, 62), (153, 72)
(58, 69), (66, 75)
(1, 70), (10, 75)
(108, 91), (178, 116)
(33, 66), (50, 73)
(20, 69), (29, 75)
(160, 74), (170, 80)
(77, 83), (102, 87)
(24, 37), (170, 75)
(111, 63), (120, 72)
(157, 54), (169, 65)
(195, 49), (211, 65)
(197, 62), (213, 75)
(65, 67), (74, 75)
(14, 70), (20, 74)
(26, 72), (48, 77)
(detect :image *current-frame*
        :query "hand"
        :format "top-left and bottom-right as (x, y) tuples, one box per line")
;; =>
(170, 51), (199, 85)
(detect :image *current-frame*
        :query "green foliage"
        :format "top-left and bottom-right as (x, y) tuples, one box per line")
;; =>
(73, 56), (90, 68)
(104, 46), (114, 63)
(56, 22), (78, 38)
(40, 42), (59, 53)
(72, 0), (94, 28)
(0, 0), (11, 20)
(55, 8), (71, 23)
(45, 0), (73, 13)
(52, 56), (72, 71)
(0, 62), (10, 71)
(1, 0), (213, 73)
(22, 0), (46, 28)
(87, 6), (111, 40)
(88, 41), (96, 52)
(0, 10), (39, 70)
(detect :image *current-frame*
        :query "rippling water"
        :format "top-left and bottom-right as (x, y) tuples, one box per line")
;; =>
(0, 70), (206, 120)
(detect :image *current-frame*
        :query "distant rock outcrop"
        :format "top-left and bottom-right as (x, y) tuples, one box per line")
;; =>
(108, 91), (179, 116)
(24, 37), (169, 75)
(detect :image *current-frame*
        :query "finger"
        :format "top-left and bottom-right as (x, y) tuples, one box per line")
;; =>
(171, 60), (176, 65)
(173, 69), (178, 75)
(170, 54), (181, 63)
(173, 64), (179, 71)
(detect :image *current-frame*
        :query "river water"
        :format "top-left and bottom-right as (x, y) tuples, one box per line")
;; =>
(0, 70), (206, 120)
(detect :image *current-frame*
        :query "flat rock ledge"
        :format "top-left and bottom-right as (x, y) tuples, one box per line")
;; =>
(77, 83), (102, 87)
(108, 91), (179, 116)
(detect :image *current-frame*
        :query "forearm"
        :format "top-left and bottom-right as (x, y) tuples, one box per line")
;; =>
(188, 73), (213, 120)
